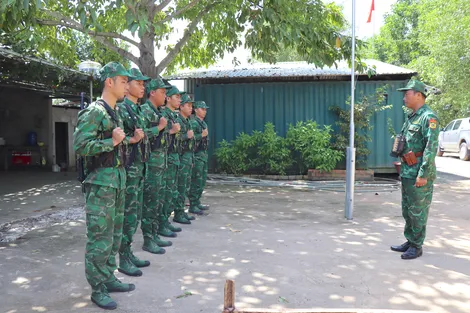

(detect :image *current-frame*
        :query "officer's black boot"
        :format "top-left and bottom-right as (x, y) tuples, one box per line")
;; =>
(401, 246), (423, 260)
(390, 241), (410, 252)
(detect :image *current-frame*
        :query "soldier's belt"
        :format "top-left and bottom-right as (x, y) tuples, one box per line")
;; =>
(401, 151), (423, 166)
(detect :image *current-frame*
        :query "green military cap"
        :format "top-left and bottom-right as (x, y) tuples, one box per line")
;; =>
(181, 93), (195, 105)
(397, 79), (428, 96)
(128, 68), (150, 82)
(167, 85), (187, 97)
(99, 61), (134, 82)
(194, 101), (209, 109)
(145, 77), (172, 94)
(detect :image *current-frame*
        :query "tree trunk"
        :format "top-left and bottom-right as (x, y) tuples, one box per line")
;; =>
(138, 31), (157, 77)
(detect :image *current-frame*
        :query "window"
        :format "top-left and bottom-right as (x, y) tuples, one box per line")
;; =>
(452, 120), (462, 130)
(444, 121), (455, 131)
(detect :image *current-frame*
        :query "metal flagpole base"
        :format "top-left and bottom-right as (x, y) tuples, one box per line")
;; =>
(345, 147), (356, 220)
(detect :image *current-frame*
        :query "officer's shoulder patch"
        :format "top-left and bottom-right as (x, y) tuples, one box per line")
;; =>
(429, 117), (437, 129)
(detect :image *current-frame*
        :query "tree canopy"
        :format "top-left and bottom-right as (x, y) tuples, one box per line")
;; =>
(365, 0), (470, 124)
(1, 0), (363, 77)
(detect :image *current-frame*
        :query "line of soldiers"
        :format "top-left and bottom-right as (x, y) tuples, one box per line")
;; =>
(73, 62), (210, 310)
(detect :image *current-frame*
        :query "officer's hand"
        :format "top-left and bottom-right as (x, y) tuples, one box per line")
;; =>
(202, 129), (209, 137)
(172, 123), (181, 133)
(415, 177), (428, 188)
(133, 128), (145, 142)
(112, 127), (126, 146)
(187, 130), (194, 139)
(159, 117), (168, 129)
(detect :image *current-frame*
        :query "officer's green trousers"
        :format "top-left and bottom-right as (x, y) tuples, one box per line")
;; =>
(401, 178), (434, 248)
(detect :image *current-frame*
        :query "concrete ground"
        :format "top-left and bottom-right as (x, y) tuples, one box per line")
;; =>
(0, 157), (469, 313)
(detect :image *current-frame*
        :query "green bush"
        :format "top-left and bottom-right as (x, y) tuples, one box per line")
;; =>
(215, 123), (292, 175)
(286, 121), (344, 173)
(215, 121), (344, 175)
(252, 123), (292, 175)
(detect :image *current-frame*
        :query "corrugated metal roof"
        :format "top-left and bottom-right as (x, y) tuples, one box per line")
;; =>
(166, 59), (416, 80)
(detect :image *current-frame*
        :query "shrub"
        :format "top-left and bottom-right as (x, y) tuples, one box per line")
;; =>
(286, 120), (344, 173)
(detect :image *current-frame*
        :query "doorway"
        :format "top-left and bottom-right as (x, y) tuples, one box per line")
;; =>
(55, 122), (68, 168)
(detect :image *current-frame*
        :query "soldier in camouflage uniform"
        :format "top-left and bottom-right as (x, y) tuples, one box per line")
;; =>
(174, 94), (196, 224)
(116, 68), (151, 277)
(391, 79), (439, 260)
(159, 86), (185, 237)
(189, 101), (210, 215)
(141, 78), (174, 253)
(74, 62), (140, 310)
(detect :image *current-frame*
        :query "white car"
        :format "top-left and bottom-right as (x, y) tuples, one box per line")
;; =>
(438, 117), (470, 160)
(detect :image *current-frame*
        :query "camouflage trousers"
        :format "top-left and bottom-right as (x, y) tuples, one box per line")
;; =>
(189, 151), (208, 207)
(84, 183), (125, 292)
(176, 152), (194, 216)
(142, 153), (167, 238)
(161, 153), (180, 224)
(401, 178), (434, 248)
(120, 161), (145, 252)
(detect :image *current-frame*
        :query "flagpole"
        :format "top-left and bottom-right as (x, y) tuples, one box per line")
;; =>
(345, 0), (356, 220)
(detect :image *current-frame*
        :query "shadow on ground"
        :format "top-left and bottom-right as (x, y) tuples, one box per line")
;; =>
(0, 178), (469, 313)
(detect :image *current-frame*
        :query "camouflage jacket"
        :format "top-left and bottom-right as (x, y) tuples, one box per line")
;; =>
(190, 115), (209, 153)
(177, 113), (194, 153)
(400, 104), (439, 180)
(73, 100), (127, 189)
(140, 101), (167, 168)
(117, 98), (150, 164)
(161, 107), (180, 154)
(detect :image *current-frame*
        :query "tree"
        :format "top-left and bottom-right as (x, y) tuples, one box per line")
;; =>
(365, 0), (470, 124)
(1, 0), (364, 76)
(364, 0), (424, 66)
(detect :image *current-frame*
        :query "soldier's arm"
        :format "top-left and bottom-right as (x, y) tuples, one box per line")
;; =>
(73, 107), (114, 156)
(141, 107), (162, 138)
(117, 103), (135, 144)
(191, 120), (202, 140)
(418, 114), (439, 178)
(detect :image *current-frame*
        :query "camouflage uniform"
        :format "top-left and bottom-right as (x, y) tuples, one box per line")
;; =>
(189, 101), (210, 214)
(116, 69), (151, 276)
(174, 94), (196, 224)
(159, 86), (186, 237)
(395, 80), (439, 255)
(141, 78), (173, 253)
(74, 62), (134, 309)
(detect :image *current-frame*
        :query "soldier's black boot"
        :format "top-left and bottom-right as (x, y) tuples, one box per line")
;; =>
(104, 277), (136, 293)
(390, 241), (410, 252)
(199, 204), (210, 210)
(401, 246), (423, 260)
(168, 222), (182, 232)
(128, 250), (150, 268)
(91, 285), (117, 310)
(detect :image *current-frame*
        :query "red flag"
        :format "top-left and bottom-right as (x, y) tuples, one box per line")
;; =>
(367, 0), (375, 23)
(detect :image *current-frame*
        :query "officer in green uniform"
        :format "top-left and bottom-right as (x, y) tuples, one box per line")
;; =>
(74, 62), (137, 310)
(159, 86), (185, 237)
(141, 78), (174, 253)
(174, 94), (196, 224)
(391, 79), (439, 260)
(189, 101), (210, 215)
(116, 68), (151, 277)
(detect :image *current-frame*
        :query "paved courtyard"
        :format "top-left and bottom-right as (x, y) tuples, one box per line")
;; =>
(0, 156), (469, 313)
